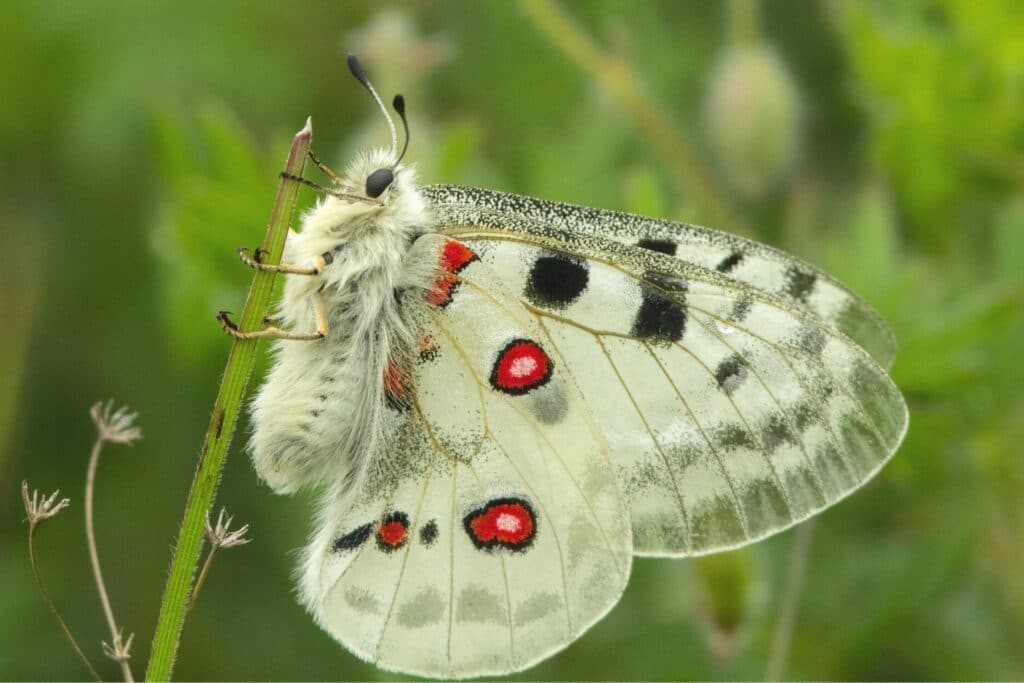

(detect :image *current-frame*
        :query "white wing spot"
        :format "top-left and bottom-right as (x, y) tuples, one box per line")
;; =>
(495, 512), (522, 533)
(508, 355), (539, 378)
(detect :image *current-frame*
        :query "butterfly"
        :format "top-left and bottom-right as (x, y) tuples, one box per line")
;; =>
(222, 56), (907, 678)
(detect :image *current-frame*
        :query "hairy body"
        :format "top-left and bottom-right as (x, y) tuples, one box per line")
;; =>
(250, 149), (431, 499)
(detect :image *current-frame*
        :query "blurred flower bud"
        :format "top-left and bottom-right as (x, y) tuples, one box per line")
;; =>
(692, 549), (753, 662)
(704, 45), (801, 199)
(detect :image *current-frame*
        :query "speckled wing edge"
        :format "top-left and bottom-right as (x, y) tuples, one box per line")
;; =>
(423, 185), (897, 369)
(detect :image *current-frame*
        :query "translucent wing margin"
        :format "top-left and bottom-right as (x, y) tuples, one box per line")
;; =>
(301, 234), (631, 678)
(423, 185), (897, 368)
(423, 202), (907, 556)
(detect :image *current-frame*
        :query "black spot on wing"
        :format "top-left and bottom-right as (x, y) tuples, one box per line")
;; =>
(714, 355), (748, 395)
(760, 414), (796, 454)
(785, 265), (817, 302)
(716, 423), (757, 450)
(729, 298), (752, 323)
(420, 520), (438, 547)
(716, 251), (744, 273)
(797, 325), (827, 357)
(637, 238), (677, 256)
(333, 523), (373, 552)
(632, 285), (686, 344)
(792, 401), (816, 431)
(524, 252), (589, 309)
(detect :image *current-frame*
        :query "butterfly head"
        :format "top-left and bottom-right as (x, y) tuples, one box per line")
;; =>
(300, 58), (424, 243)
(342, 56), (412, 201)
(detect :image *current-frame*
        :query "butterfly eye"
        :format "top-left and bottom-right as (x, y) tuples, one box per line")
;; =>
(365, 167), (394, 198)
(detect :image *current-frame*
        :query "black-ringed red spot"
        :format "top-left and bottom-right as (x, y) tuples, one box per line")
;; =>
(489, 339), (553, 395)
(463, 497), (537, 552)
(376, 511), (410, 552)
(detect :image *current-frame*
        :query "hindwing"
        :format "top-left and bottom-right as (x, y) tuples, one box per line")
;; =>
(302, 234), (631, 678)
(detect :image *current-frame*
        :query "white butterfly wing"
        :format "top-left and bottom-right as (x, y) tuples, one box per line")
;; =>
(301, 234), (631, 678)
(425, 189), (907, 556)
(424, 186), (897, 368)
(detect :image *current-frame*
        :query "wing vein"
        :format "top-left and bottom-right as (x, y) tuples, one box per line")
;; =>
(660, 334), (798, 518)
(688, 309), (850, 495)
(694, 307), (892, 453)
(371, 441), (436, 661)
(591, 335), (693, 551)
(429, 310), (623, 570)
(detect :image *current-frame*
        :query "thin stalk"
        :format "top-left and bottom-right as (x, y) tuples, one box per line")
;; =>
(518, 0), (752, 236)
(727, 0), (761, 46)
(27, 527), (103, 682)
(766, 519), (816, 681)
(86, 435), (134, 682)
(145, 118), (313, 681)
(186, 549), (217, 613)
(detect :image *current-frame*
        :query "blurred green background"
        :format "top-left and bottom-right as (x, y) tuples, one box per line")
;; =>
(2, 0), (1023, 680)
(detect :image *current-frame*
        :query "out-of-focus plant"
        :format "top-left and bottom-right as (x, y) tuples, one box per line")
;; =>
(703, 33), (801, 199)
(835, 0), (1024, 253)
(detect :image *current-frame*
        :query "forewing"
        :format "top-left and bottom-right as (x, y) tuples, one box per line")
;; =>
(301, 234), (631, 678)
(424, 185), (897, 368)
(426, 216), (906, 556)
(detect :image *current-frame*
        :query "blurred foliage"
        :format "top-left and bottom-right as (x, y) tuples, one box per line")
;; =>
(1, 0), (1022, 680)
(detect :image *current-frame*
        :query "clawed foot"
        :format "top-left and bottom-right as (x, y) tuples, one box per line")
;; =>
(238, 246), (333, 275)
(216, 311), (324, 341)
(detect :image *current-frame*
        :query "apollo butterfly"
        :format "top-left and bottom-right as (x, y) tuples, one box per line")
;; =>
(228, 56), (907, 678)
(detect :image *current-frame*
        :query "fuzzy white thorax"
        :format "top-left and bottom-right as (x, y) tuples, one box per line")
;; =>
(249, 148), (434, 500)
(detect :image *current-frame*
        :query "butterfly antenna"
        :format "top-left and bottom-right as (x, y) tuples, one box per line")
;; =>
(392, 94), (410, 165)
(347, 54), (398, 159)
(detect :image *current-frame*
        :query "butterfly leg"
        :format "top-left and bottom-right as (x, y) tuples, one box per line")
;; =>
(217, 292), (328, 340)
(238, 246), (333, 276)
(278, 172), (378, 205)
(307, 149), (342, 185)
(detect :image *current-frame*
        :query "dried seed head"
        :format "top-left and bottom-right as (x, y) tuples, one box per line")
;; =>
(205, 508), (252, 549)
(90, 400), (143, 445)
(21, 481), (70, 529)
(102, 630), (134, 663)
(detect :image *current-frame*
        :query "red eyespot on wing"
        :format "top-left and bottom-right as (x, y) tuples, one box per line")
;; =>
(425, 274), (457, 307)
(441, 240), (477, 273)
(376, 512), (409, 552)
(463, 498), (537, 551)
(426, 241), (477, 308)
(489, 339), (553, 395)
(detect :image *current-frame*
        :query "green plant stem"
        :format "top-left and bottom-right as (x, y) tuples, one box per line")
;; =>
(518, 0), (752, 236)
(145, 118), (312, 682)
(28, 527), (102, 682)
(766, 519), (816, 681)
(727, 0), (761, 45)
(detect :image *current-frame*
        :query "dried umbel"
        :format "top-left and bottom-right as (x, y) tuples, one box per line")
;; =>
(21, 481), (70, 530)
(90, 400), (143, 445)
